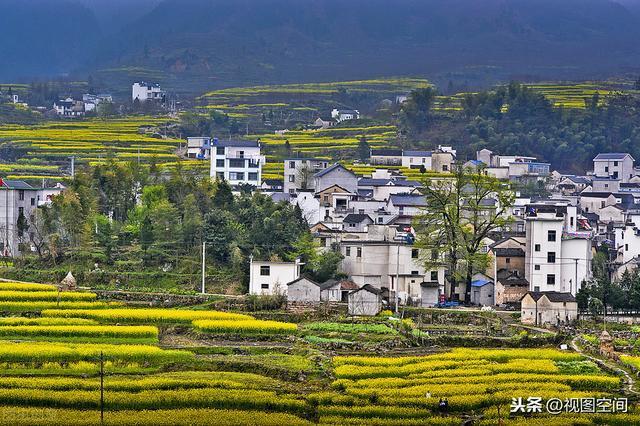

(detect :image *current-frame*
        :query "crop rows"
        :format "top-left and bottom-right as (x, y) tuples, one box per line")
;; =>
(0, 325), (158, 343)
(0, 341), (193, 364)
(42, 308), (253, 324)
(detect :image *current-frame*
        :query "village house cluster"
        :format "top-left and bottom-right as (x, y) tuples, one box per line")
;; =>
(193, 135), (640, 324)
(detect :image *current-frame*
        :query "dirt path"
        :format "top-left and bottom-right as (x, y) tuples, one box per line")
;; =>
(571, 336), (639, 396)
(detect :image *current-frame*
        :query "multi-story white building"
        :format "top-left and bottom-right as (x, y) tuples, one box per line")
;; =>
(209, 139), (264, 186)
(0, 180), (64, 257)
(524, 202), (592, 295)
(132, 82), (165, 102)
(283, 158), (329, 194)
(593, 153), (635, 183)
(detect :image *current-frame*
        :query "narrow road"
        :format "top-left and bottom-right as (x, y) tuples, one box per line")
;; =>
(571, 336), (638, 396)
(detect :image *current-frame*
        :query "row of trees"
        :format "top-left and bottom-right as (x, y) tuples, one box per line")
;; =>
(399, 83), (640, 173)
(19, 157), (342, 291)
(578, 253), (640, 313)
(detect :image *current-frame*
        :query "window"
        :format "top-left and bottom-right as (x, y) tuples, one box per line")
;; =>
(216, 147), (225, 155)
(230, 172), (244, 180)
(357, 247), (362, 257)
(248, 172), (258, 181)
(349, 223), (355, 228)
(534, 264), (540, 271)
(431, 271), (438, 281)
(614, 161), (619, 166)
(345, 247), (351, 256)
(442, 165), (449, 172)
(626, 244), (629, 251)
(570, 217), (574, 227)
(547, 252), (556, 263)
(261, 283), (269, 289)
(229, 159), (245, 168)
(431, 250), (438, 260)
(216, 159), (224, 167)
(548, 230), (556, 241)
(601, 201), (605, 208)
(411, 270), (419, 275)
(18, 207), (24, 216)
(534, 244), (540, 252)
(289, 189), (295, 195)
(289, 161), (295, 169)
(505, 258), (511, 264)
(260, 266), (270, 276)
(30, 198), (35, 206)
(605, 166), (609, 172)
(411, 249), (419, 259)
(546, 274), (555, 285)
(238, 151), (244, 158)
(18, 190), (24, 201)
(288, 175), (295, 182)
(377, 217), (383, 224)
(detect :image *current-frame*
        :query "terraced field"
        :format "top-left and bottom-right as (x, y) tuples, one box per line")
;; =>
(0, 117), (182, 180)
(0, 279), (634, 425)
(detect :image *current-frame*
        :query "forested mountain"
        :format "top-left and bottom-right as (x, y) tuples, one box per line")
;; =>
(2, 0), (640, 91)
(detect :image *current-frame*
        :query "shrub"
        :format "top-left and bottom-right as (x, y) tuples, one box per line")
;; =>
(303, 322), (396, 335)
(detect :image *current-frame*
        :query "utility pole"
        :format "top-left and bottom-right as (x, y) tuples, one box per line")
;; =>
(201, 241), (206, 294)
(100, 351), (104, 425)
(395, 244), (400, 313)
(1, 179), (8, 257)
(574, 258), (579, 295)
(69, 156), (75, 178)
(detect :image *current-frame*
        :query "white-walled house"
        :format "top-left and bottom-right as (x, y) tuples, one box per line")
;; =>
(284, 158), (330, 195)
(249, 258), (302, 296)
(186, 137), (212, 159)
(313, 163), (358, 194)
(386, 194), (427, 218)
(402, 151), (432, 169)
(521, 291), (578, 326)
(0, 180), (64, 256)
(331, 109), (360, 122)
(291, 191), (322, 224)
(210, 139), (264, 186)
(593, 153), (635, 183)
(132, 82), (165, 102)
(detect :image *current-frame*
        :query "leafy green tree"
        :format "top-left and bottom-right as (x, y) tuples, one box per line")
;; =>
(357, 136), (370, 162)
(212, 179), (234, 210)
(400, 87), (437, 133)
(139, 215), (154, 253)
(203, 209), (233, 262)
(95, 214), (115, 262)
(181, 194), (202, 249)
(414, 165), (514, 303)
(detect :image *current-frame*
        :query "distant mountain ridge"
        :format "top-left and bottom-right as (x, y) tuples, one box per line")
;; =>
(2, 0), (640, 92)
